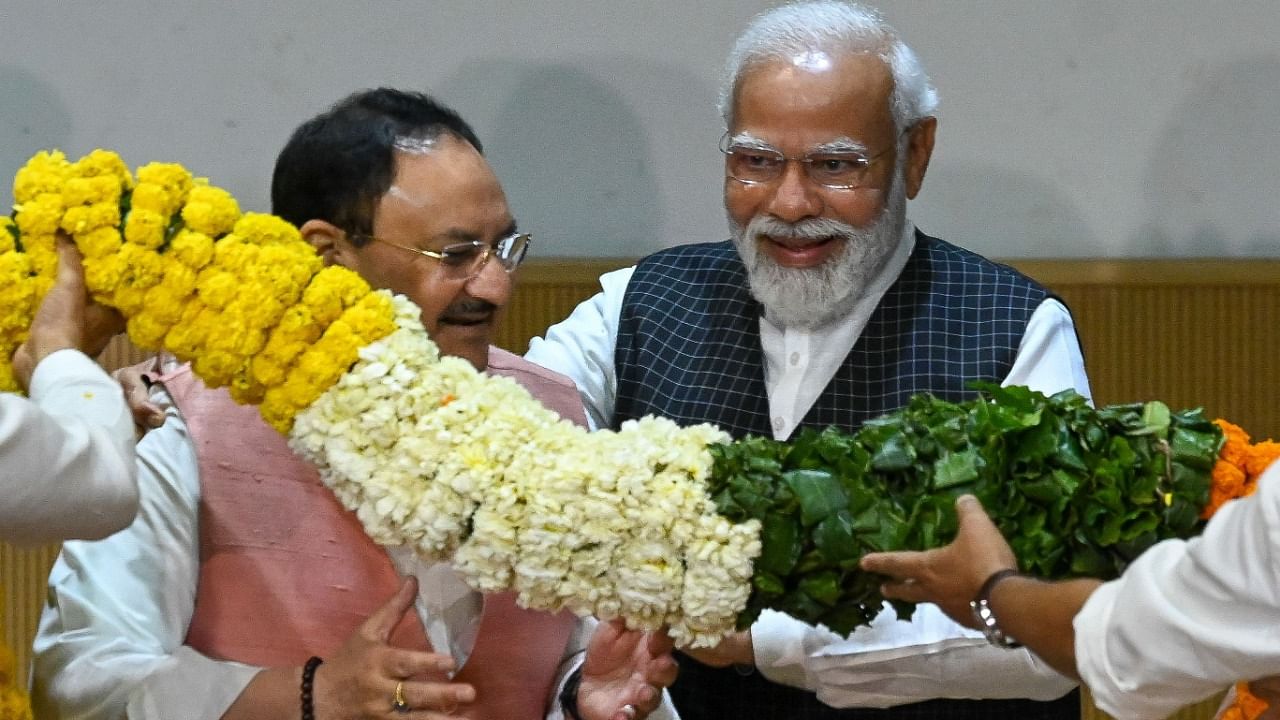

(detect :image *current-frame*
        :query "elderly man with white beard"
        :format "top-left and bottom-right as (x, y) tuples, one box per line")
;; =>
(526, 2), (1089, 719)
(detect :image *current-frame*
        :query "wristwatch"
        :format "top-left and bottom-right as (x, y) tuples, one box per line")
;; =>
(969, 568), (1023, 648)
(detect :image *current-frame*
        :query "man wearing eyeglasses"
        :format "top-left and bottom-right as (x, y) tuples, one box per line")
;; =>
(33, 88), (676, 720)
(527, 2), (1089, 719)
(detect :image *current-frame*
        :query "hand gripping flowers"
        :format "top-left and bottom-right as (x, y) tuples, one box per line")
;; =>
(0, 150), (1267, 656)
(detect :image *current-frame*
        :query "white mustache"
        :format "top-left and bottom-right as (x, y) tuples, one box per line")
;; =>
(748, 216), (860, 243)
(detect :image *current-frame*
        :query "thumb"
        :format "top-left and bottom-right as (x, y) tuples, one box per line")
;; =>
(955, 494), (995, 534)
(365, 576), (419, 643)
(53, 235), (88, 292)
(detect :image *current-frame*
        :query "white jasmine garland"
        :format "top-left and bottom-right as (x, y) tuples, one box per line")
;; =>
(290, 294), (762, 647)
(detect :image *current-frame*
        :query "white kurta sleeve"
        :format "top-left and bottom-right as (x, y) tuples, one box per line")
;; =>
(30, 383), (258, 720)
(1075, 466), (1280, 720)
(525, 267), (633, 431)
(0, 348), (137, 544)
(1002, 298), (1092, 402)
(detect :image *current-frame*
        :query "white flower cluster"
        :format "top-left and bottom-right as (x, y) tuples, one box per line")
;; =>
(290, 294), (762, 647)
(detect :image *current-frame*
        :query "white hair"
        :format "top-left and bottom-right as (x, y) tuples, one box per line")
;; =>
(718, 0), (939, 132)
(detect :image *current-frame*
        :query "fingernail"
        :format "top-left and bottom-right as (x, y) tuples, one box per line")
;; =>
(455, 686), (475, 703)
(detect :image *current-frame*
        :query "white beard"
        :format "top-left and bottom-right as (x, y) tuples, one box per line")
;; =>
(730, 167), (908, 330)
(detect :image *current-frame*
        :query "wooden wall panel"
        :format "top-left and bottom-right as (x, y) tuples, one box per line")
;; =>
(6, 257), (1274, 719)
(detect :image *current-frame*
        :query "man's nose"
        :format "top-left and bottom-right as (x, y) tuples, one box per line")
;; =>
(763, 162), (823, 223)
(462, 252), (513, 307)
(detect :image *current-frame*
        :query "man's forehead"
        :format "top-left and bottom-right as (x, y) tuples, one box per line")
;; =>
(384, 183), (431, 209)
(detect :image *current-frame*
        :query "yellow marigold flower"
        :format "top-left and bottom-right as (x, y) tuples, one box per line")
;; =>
(0, 360), (18, 394)
(130, 183), (179, 216)
(124, 208), (167, 249)
(228, 375), (266, 406)
(76, 226), (123, 260)
(61, 175), (120, 208)
(250, 353), (288, 388)
(14, 194), (64, 236)
(163, 300), (209, 362)
(25, 243), (58, 280)
(0, 256), (36, 335)
(61, 202), (121, 236)
(72, 148), (133, 189)
(159, 261), (198, 298)
(260, 385), (300, 433)
(29, 275), (53, 305)
(181, 185), (240, 236)
(206, 322), (264, 357)
(195, 268), (240, 310)
(212, 238), (261, 274)
(241, 295), (286, 333)
(84, 253), (126, 299)
(234, 212), (301, 246)
(257, 245), (321, 299)
(168, 229), (215, 270)
(12, 150), (71, 204)
(0, 218), (15, 254)
(282, 372), (324, 411)
(344, 292), (397, 344)
(135, 162), (193, 214)
(300, 319), (362, 390)
(125, 312), (171, 351)
(194, 350), (243, 389)
(301, 267), (372, 326)
(112, 246), (165, 314)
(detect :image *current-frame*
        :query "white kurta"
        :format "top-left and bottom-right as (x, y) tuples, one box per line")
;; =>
(1075, 463), (1280, 719)
(0, 349), (136, 544)
(525, 224), (1091, 708)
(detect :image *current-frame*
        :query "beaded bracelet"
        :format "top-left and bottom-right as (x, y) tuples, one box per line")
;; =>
(558, 666), (585, 720)
(301, 656), (324, 720)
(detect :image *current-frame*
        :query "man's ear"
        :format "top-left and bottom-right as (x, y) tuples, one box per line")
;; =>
(300, 219), (353, 268)
(903, 116), (937, 200)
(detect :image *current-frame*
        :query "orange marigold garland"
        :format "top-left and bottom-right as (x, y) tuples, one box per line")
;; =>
(1207, 420), (1277, 719)
(1206, 419), (1278, 518)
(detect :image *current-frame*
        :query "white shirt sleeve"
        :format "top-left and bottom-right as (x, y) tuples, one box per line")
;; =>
(1002, 298), (1093, 402)
(525, 267), (633, 431)
(0, 348), (137, 544)
(30, 381), (258, 720)
(1075, 465), (1280, 720)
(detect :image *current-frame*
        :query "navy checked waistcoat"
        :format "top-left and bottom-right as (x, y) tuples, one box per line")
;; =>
(613, 232), (1080, 720)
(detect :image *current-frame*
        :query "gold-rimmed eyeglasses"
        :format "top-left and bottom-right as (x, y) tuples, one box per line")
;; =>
(718, 132), (899, 190)
(357, 232), (532, 280)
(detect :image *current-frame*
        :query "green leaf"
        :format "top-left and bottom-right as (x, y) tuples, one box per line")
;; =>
(933, 448), (980, 490)
(870, 432), (916, 471)
(756, 514), (802, 576)
(784, 469), (848, 527)
(813, 511), (858, 564)
(799, 571), (841, 607)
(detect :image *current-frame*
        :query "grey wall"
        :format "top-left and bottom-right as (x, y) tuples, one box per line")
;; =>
(3, 1), (1278, 258)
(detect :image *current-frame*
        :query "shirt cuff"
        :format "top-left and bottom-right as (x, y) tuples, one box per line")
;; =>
(125, 646), (261, 720)
(751, 610), (817, 690)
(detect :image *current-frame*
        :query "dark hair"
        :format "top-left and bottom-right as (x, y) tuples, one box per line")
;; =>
(270, 87), (483, 240)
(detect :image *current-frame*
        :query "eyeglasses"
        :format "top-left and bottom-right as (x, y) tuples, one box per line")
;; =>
(359, 232), (532, 280)
(718, 132), (897, 190)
